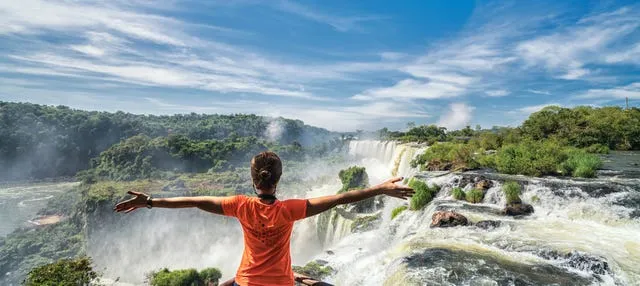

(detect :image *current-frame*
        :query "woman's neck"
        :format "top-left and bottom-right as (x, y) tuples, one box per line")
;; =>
(256, 189), (277, 204)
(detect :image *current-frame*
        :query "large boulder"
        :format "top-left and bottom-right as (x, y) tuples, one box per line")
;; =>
(430, 211), (469, 228)
(502, 203), (534, 216)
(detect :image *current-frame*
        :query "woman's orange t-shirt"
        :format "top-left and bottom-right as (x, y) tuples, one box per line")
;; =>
(221, 195), (308, 286)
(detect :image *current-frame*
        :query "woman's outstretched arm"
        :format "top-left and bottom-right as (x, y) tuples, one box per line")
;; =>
(304, 177), (414, 218)
(113, 191), (226, 215)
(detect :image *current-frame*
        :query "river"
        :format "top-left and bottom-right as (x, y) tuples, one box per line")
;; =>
(0, 182), (78, 237)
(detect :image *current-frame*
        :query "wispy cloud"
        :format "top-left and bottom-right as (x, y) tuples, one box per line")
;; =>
(577, 82), (640, 99)
(0, 0), (399, 100)
(274, 0), (385, 32)
(485, 89), (510, 97)
(516, 6), (640, 80)
(526, 89), (551, 95)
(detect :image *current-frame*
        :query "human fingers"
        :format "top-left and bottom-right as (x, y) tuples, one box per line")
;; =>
(127, 191), (143, 197)
(114, 201), (130, 212)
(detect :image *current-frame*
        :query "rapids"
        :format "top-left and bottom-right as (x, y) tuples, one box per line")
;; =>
(298, 140), (640, 285)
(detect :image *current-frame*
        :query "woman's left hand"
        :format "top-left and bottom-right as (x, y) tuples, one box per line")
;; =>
(114, 191), (149, 213)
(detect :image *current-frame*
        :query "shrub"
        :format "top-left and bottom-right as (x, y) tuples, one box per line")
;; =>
(466, 189), (484, 204)
(337, 166), (374, 212)
(494, 140), (565, 177)
(149, 267), (222, 286)
(391, 206), (408, 220)
(585, 143), (610, 154)
(199, 268), (222, 285)
(502, 181), (522, 204)
(150, 269), (200, 286)
(560, 150), (602, 178)
(408, 178), (440, 210)
(338, 166), (369, 194)
(292, 261), (334, 281)
(24, 257), (98, 286)
(451, 187), (465, 201)
(411, 142), (480, 171)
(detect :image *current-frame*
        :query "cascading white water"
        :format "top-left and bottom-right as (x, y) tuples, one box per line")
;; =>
(300, 141), (640, 285)
(348, 140), (426, 179)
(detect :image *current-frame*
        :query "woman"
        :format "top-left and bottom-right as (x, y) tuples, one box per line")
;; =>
(114, 151), (414, 286)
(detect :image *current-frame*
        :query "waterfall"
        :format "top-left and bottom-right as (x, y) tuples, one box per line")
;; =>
(347, 140), (426, 179)
(299, 141), (640, 285)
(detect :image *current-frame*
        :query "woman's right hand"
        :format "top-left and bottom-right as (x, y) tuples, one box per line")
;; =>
(376, 177), (415, 200)
(114, 191), (150, 213)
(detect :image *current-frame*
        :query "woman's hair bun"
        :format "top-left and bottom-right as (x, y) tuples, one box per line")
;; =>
(259, 170), (271, 179)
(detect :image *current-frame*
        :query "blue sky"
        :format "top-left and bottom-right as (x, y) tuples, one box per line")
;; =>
(0, 0), (639, 132)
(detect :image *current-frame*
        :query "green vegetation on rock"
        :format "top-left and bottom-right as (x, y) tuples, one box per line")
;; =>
(408, 178), (440, 210)
(391, 206), (408, 220)
(410, 142), (480, 171)
(466, 189), (484, 204)
(292, 261), (334, 281)
(23, 257), (98, 286)
(351, 214), (381, 232)
(451, 187), (466, 201)
(502, 182), (522, 204)
(149, 267), (221, 286)
(337, 166), (374, 212)
(338, 166), (369, 194)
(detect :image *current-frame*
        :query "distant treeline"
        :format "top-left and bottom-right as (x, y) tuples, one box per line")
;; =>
(82, 134), (342, 182)
(0, 101), (339, 181)
(380, 105), (640, 151)
(378, 105), (640, 178)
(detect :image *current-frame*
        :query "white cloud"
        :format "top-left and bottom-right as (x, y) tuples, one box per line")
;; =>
(0, 0), (186, 46)
(485, 89), (510, 97)
(526, 89), (551, 95)
(353, 13), (520, 102)
(578, 82), (640, 99)
(516, 6), (640, 80)
(437, 103), (474, 130)
(353, 79), (465, 100)
(274, 0), (384, 32)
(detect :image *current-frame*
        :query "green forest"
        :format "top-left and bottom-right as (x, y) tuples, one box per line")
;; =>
(0, 101), (340, 181)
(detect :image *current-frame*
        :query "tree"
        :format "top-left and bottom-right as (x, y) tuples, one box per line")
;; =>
(24, 257), (98, 286)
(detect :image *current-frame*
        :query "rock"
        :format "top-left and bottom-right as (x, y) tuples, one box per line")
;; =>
(455, 176), (471, 188)
(430, 211), (469, 228)
(502, 203), (534, 216)
(537, 250), (610, 275)
(475, 220), (502, 230)
(474, 177), (493, 190)
(326, 250), (334, 255)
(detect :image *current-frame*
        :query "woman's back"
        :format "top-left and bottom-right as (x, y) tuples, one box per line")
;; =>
(222, 195), (307, 286)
